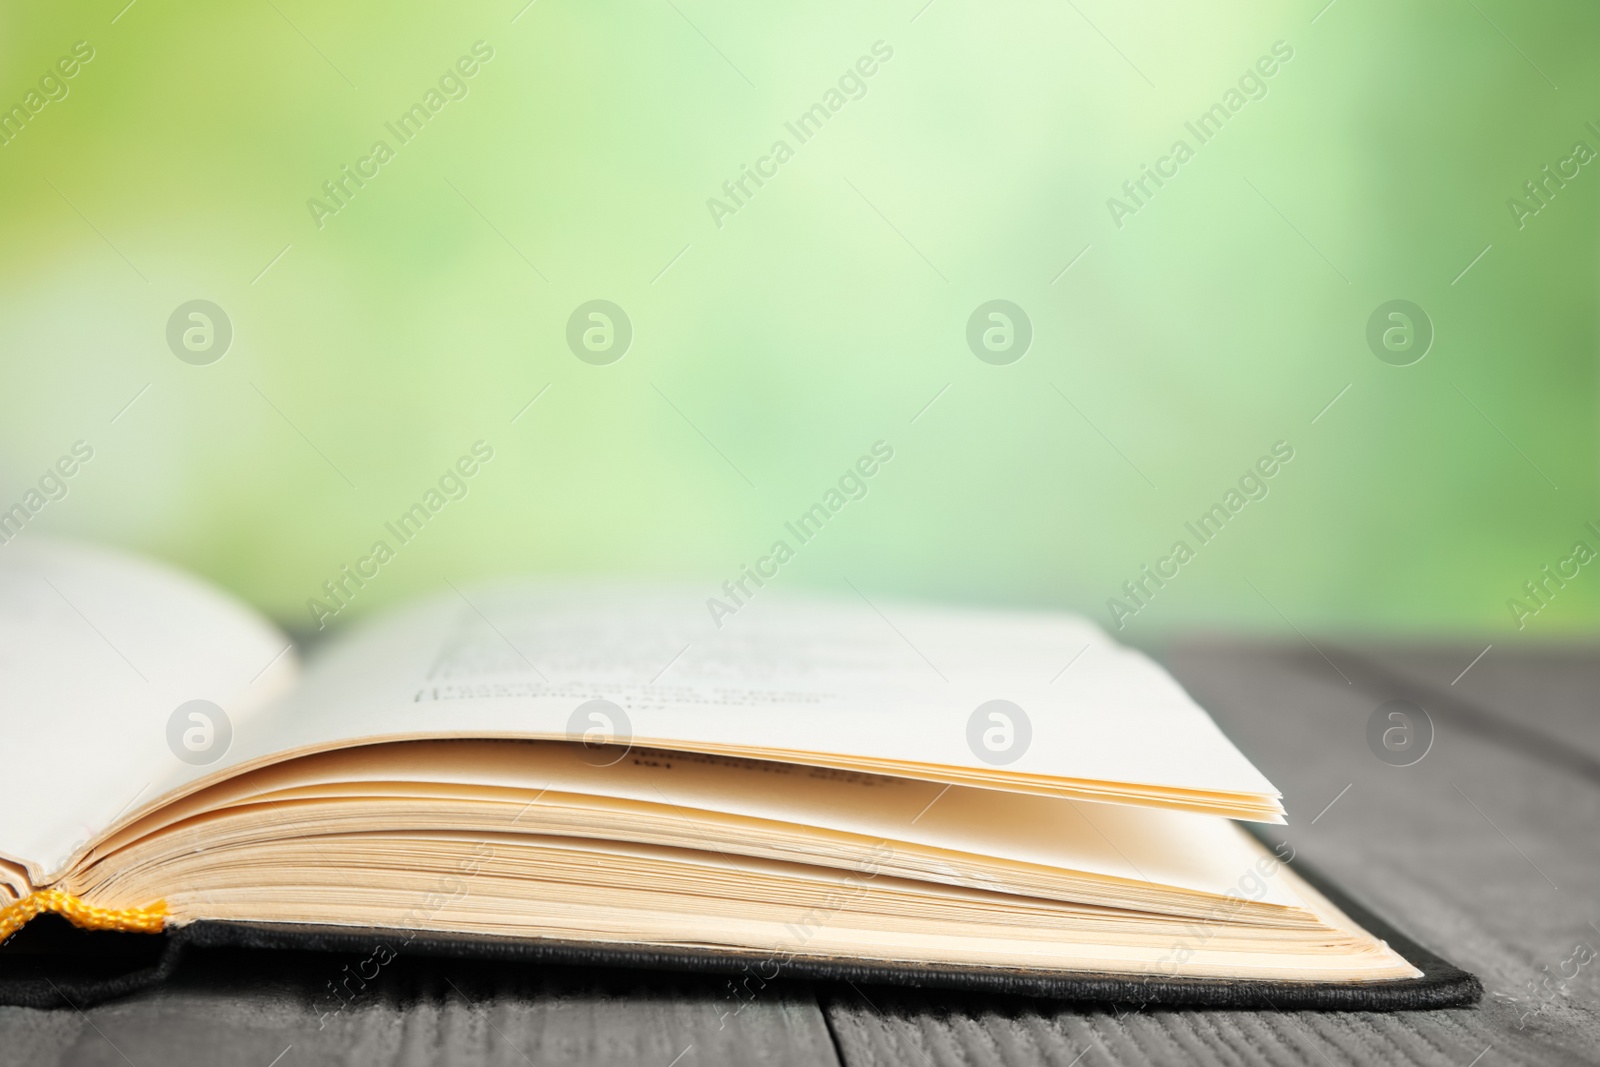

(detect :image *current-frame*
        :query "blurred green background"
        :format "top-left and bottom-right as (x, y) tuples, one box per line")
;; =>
(1, 0), (1596, 641)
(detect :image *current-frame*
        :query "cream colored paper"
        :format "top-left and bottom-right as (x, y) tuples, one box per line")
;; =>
(0, 540), (295, 878)
(202, 583), (1281, 820)
(3, 545), (1281, 881)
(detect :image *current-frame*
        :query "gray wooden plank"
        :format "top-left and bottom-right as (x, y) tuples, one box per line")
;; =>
(822, 990), (1508, 1067)
(1326, 641), (1600, 769)
(822, 642), (1600, 1066)
(0, 947), (843, 1067)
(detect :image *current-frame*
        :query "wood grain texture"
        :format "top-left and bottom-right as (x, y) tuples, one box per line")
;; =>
(822, 988), (1499, 1067)
(0, 948), (842, 1067)
(4, 643), (1598, 1066)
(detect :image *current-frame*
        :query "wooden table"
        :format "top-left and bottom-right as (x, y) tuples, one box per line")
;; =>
(5, 641), (1598, 1066)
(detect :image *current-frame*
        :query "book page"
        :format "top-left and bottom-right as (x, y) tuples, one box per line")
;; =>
(115, 738), (1304, 910)
(141, 581), (1277, 824)
(0, 539), (296, 879)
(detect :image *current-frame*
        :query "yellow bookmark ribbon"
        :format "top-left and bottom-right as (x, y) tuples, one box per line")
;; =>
(0, 889), (166, 945)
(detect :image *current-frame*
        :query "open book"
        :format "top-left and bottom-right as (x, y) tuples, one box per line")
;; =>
(1, 539), (1462, 1004)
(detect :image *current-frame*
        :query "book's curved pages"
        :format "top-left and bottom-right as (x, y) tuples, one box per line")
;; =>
(0, 838), (1481, 1011)
(0, 540), (1478, 1007)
